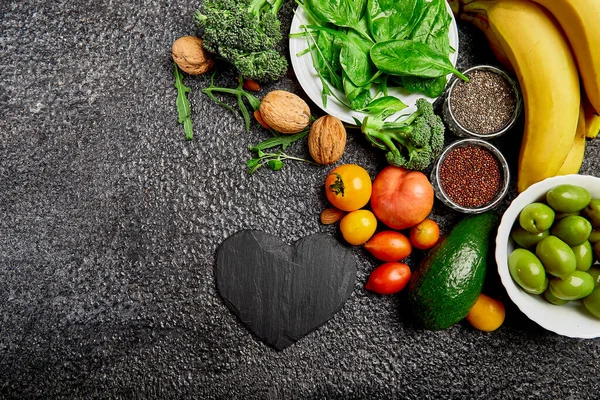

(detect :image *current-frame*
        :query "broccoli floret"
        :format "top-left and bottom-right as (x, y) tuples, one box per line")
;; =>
(194, 0), (287, 82)
(226, 49), (288, 83)
(361, 98), (445, 171)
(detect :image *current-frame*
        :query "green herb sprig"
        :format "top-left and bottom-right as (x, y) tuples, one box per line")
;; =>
(246, 123), (316, 174)
(202, 71), (261, 133)
(246, 150), (316, 174)
(173, 62), (194, 141)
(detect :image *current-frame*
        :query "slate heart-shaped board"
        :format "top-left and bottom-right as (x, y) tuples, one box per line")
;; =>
(216, 230), (357, 350)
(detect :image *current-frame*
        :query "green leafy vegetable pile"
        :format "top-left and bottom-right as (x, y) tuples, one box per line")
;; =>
(294, 0), (467, 114)
(194, 0), (288, 83)
(361, 98), (445, 170)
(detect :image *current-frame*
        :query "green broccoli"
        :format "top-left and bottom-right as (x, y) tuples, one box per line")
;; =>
(219, 48), (288, 83)
(194, 0), (288, 83)
(360, 98), (445, 171)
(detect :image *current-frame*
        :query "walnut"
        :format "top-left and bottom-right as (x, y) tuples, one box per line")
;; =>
(308, 115), (346, 165)
(258, 90), (311, 134)
(172, 36), (214, 75)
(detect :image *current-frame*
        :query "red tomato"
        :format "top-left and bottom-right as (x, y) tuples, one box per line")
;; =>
(364, 231), (412, 261)
(365, 262), (412, 295)
(370, 166), (434, 230)
(409, 218), (440, 250)
(325, 164), (372, 212)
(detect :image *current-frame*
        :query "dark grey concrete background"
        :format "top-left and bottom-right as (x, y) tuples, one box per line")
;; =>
(1, 1), (599, 399)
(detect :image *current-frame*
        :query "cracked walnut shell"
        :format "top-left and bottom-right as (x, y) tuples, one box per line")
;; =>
(172, 36), (215, 75)
(308, 115), (346, 165)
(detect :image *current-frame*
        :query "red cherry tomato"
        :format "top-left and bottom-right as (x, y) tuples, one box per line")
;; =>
(409, 218), (440, 250)
(364, 231), (412, 262)
(365, 262), (412, 295)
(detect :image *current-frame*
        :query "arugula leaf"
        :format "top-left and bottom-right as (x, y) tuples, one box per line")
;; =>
(249, 130), (310, 153)
(173, 62), (193, 141)
(202, 71), (261, 133)
(245, 151), (315, 174)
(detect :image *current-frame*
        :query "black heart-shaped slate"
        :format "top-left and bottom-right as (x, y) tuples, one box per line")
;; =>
(215, 230), (357, 350)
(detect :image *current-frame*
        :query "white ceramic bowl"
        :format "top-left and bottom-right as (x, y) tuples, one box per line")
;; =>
(288, 5), (459, 124)
(496, 174), (600, 338)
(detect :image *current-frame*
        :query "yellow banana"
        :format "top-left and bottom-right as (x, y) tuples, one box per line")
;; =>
(529, 0), (600, 116)
(556, 102), (586, 176)
(449, 1), (511, 70)
(455, 0), (580, 192)
(583, 94), (600, 139)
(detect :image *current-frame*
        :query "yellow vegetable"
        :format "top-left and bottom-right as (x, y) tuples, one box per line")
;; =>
(466, 293), (506, 332)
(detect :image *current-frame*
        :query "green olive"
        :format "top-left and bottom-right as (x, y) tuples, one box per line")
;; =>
(508, 248), (548, 294)
(549, 271), (595, 300)
(583, 287), (600, 319)
(555, 211), (580, 221)
(543, 287), (569, 305)
(582, 199), (600, 228)
(588, 266), (600, 287)
(535, 235), (577, 279)
(546, 184), (592, 213)
(572, 241), (594, 272)
(550, 215), (592, 246)
(511, 226), (550, 249)
(519, 202), (555, 233)
(588, 230), (600, 244)
(593, 241), (600, 262)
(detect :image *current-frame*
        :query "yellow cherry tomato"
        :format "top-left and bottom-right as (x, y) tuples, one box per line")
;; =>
(325, 164), (372, 212)
(466, 293), (506, 332)
(340, 209), (377, 245)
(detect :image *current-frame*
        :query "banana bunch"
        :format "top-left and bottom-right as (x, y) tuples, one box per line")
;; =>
(449, 0), (600, 192)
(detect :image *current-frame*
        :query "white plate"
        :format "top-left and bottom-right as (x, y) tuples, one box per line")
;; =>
(289, 4), (460, 124)
(496, 175), (600, 339)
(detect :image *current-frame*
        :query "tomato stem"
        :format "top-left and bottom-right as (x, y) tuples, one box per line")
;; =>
(328, 173), (346, 197)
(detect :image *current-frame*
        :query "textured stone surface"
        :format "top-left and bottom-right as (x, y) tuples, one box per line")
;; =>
(1, 1), (599, 399)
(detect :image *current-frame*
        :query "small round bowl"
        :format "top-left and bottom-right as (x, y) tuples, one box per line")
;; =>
(431, 138), (510, 214)
(496, 174), (600, 338)
(443, 65), (522, 139)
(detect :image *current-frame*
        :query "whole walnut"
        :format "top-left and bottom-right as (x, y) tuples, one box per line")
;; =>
(172, 36), (214, 75)
(258, 90), (311, 134)
(308, 115), (346, 165)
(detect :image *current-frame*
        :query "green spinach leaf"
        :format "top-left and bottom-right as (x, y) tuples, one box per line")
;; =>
(343, 72), (372, 110)
(316, 31), (343, 91)
(304, 0), (367, 30)
(340, 31), (376, 87)
(371, 40), (467, 80)
(409, 0), (451, 53)
(400, 75), (447, 97)
(358, 95), (407, 119)
(366, 0), (424, 42)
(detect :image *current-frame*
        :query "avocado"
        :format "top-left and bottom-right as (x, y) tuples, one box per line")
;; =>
(408, 211), (498, 330)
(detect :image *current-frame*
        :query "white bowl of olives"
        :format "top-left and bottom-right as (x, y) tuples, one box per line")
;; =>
(496, 174), (600, 338)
